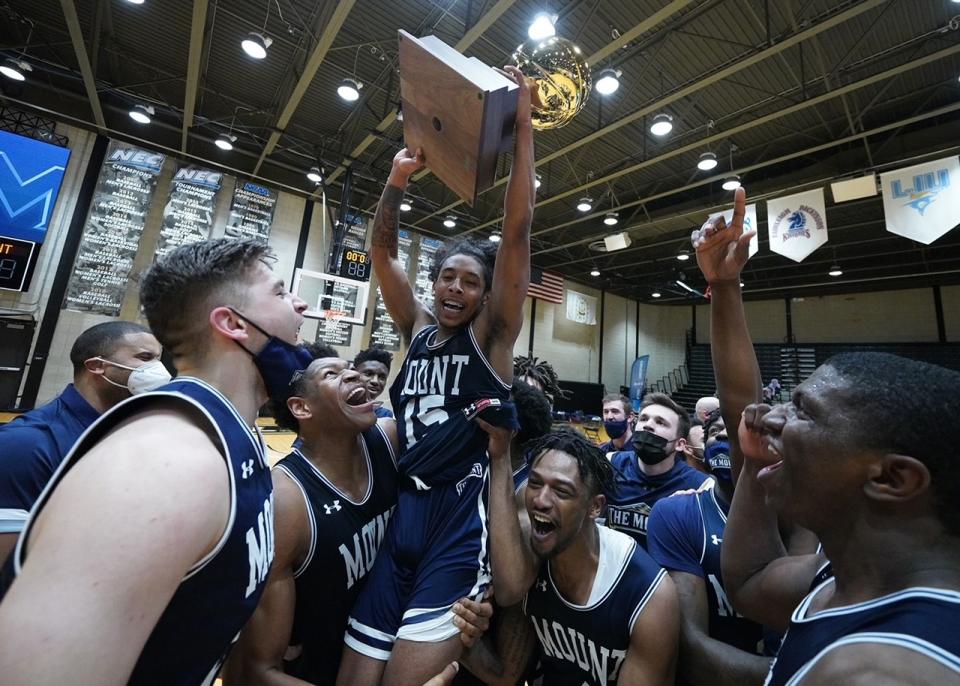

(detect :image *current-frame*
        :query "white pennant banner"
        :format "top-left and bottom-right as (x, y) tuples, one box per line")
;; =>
(766, 188), (829, 263)
(881, 156), (960, 245)
(709, 203), (759, 257)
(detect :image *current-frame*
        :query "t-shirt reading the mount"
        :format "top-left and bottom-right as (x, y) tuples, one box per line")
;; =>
(604, 452), (711, 548)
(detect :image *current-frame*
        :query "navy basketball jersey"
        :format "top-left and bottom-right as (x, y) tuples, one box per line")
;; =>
(523, 525), (668, 685)
(766, 580), (960, 685)
(390, 323), (511, 486)
(10, 377), (273, 686)
(647, 488), (764, 654)
(274, 423), (399, 684)
(605, 452), (711, 548)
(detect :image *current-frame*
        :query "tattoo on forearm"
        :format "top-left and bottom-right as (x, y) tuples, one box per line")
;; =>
(373, 184), (404, 256)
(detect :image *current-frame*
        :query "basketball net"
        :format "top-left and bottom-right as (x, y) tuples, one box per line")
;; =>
(322, 309), (347, 338)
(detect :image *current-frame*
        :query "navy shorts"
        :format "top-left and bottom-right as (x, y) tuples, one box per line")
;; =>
(345, 462), (491, 659)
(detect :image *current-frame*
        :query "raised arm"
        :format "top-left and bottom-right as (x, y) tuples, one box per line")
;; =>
(0, 408), (230, 686)
(475, 417), (539, 606)
(228, 471), (310, 686)
(721, 405), (825, 632)
(692, 187), (761, 485)
(617, 574), (679, 686)
(476, 66), (535, 379)
(371, 149), (434, 342)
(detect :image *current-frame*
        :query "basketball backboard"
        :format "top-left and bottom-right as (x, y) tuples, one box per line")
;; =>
(292, 268), (369, 325)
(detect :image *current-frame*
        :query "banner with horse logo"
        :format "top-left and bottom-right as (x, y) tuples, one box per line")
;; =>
(881, 156), (960, 245)
(766, 188), (829, 263)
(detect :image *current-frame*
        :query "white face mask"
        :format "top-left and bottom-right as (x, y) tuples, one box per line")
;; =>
(91, 358), (172, 395)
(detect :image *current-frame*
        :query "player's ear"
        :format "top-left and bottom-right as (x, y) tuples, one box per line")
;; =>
(587, 493), (606, 520)
(287, 395), (312, 422)
(83, 357), (108, 376)
(864, 453), (930, 503)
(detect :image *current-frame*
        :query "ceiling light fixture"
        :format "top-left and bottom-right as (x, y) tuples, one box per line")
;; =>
(722, 175), (741, 191)
(528, 12), (558, 40)
(697, 152), (718, 171)
(489, 231), (502, 243)
(306, 166), (323, 184)
(676, 251), (690, 261)
(337, 78), (362, 102)
(650, 113), (673, 136)
(576, 197), (593, 212)
(399, 200), (412, 212)
(675, 279), (697, 294)
(0, 58), (31, 81)
(128, 104), (154, 124)
(652, 291), (661, 298)
(828, 265), (843, 277)
(241, 32), (271, 59)
(215, 133), (237, 151)
(595, 69), (621, 96)
(125, 0), (146, 4)
(443, 216), (457, 228)
(535, 175), (542, 189)
(603, 212), (619, 226)
(590, 268), (600, 277)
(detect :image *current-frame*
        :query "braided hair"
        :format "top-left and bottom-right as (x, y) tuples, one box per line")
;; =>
(525, 426), (616, 497)
(514, 355), (569, 402)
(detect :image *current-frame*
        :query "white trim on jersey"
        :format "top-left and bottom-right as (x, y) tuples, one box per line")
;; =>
(291, 434), (373, 506)
(0, 508), (28, 534)
(695, 492), (708, 566)
(373, 421), (398, 468)
(783, 632), (960, 686)
(178, 377), (267, 470)
(466, 322), (512, 390)
(792, 584), (960, 624)
(629, 568), (668, 635)
(273, 463), (318, 579)
(548, 525), (636, 611)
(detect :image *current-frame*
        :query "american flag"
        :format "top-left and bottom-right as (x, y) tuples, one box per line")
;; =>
(528, 266), (564, 303)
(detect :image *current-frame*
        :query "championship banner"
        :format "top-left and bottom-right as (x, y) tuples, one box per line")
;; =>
(565, 289), (597, 325)
(881, 156), (960, 245)
(709, 203), (759, 258)
(766, 188), (828, 263)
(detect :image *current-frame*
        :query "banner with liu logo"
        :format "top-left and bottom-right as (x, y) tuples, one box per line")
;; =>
(881, 156), (960, 245)
(766, 188), (828, 263)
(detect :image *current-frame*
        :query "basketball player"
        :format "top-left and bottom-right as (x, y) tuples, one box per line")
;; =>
(0, 321), (166, 562)
(0, 239), (309, 685)
(700, 190), (960, 684)
(646, 410), (769, 685)
(354, 345), (395, 418)
(487, 425), (679, 685)
(336, 65), (534, 685)
(605, 393), (711, 548)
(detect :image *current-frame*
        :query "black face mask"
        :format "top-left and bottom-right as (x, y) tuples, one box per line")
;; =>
(632, 430), (675, 465)
(230, 309), (313, 402)
(706, 441), (733, 483)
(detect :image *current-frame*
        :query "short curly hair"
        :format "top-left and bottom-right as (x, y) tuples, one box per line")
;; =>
(429, 237), (498, 292)
(526, 427), (616, 497)
(354, 345), (393, 371)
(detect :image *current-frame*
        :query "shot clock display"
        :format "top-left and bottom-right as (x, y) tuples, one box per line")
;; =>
(338, 248), (370, 281)
(0, 236), (37, 292)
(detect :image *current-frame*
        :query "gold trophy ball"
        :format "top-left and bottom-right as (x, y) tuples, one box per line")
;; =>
(511, 36), (592, 131)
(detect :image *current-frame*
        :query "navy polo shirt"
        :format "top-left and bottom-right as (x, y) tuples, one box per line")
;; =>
(0, 385), (100, 533)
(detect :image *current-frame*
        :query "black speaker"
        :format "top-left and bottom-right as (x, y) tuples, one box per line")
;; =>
(0, 318), (36, 410)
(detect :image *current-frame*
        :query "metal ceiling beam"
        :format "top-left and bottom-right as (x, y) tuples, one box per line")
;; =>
(181, 0), (210, 152)
(253, 0), (358, 174)
(324, 0), (518, 186)
(460, 42), (960, 238)
(59, 0), (106, 129)
(411, 0), (889, 227)
(531, 99), (960, 263)
(586, 0), (695, 65)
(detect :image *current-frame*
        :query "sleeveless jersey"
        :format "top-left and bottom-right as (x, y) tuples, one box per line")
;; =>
(10, 377), (273, 686)
(605, 452), (711, 548)
(523, 525), (668, 685)
(647, 487), (764, 654)
(390, 323), (510, 486)
(274, 424), (399, 684)
(765, 580), (960, 685)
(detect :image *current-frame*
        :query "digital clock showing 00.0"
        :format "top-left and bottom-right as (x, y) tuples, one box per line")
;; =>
(0, 237), (37, 292)
(339, 248), (370, 282)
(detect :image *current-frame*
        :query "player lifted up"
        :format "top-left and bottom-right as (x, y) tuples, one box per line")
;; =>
(336, 65), (534, 686)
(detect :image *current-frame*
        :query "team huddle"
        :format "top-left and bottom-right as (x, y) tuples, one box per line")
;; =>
(1, 65), (959, 686)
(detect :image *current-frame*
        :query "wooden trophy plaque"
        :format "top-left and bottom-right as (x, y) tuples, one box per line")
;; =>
(398, 30), (518, 207)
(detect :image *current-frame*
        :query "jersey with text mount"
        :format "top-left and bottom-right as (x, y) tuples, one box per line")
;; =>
(523, 525), (668, 685)
(10, 377), (273, 686)
(390, 323), (511, 486)
(647, 487), (764, 655)
(275, 423), (398, 684)
(604, 452), (711, 548)
(765, 580), (960, 685)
